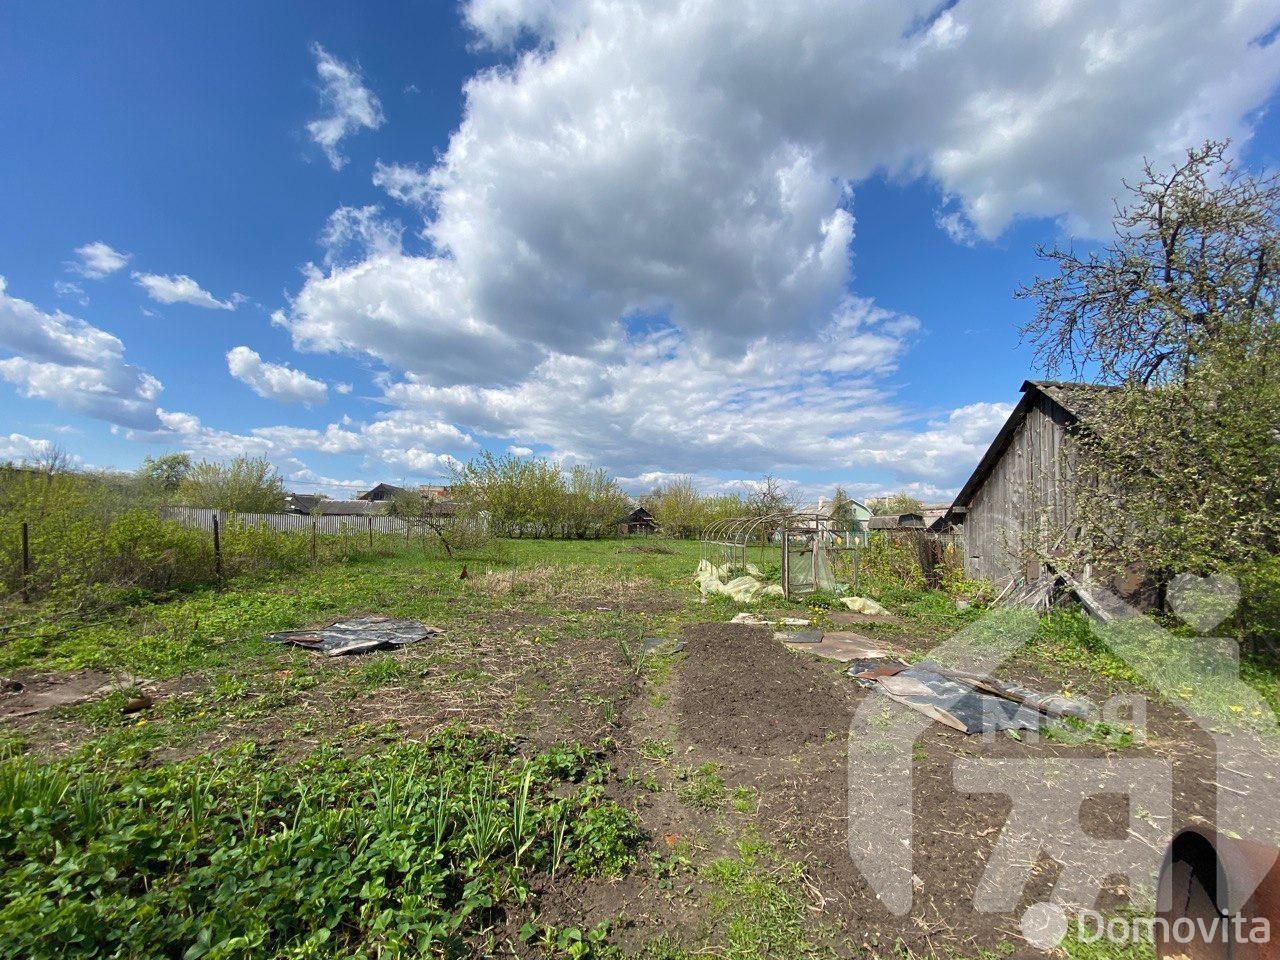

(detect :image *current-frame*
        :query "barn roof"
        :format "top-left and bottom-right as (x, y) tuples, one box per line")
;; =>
(868, 513), (925, 529)
(948, 380), (1114, 514)
(1031, 380), (1115, 421)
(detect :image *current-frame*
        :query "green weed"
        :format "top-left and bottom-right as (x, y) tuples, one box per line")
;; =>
(0, 730), (643, 960)
(676, 762), (726, 810)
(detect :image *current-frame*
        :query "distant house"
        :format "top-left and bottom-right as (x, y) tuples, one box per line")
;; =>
(284, 491), (387, 516)
(283, 493), (321, 515)
(868, 512), (926, 531)
(357, 483), (407, 503)
(351, 481), (462, 517)
(946, 379), (1113, 587)
(619, 507), (657, 535)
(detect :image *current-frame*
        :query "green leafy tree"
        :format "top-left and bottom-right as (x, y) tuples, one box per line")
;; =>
(137, 453), (192, 493)
(1019, 141), (1280, 647)
(866, 492), (924, 516)
(642, 476), (705, 538)
(450, 452), (629, 539)
(177, 457), (285, 513)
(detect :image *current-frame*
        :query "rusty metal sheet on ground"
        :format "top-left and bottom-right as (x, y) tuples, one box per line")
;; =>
(266, 616), (443, 657)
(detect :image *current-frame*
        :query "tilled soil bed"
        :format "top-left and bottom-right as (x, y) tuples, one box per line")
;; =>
(671, 619), (1226, 957)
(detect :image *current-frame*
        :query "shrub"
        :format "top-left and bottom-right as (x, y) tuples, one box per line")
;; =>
(176, 457), (285, 513)
(858, 534), (925, 592)
(0, 469), (312, 610)
(1236, 555), (1280, 654)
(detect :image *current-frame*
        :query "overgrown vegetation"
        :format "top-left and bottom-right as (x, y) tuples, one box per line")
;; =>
(0, 467), (468, 614)
(0, 466), (309, 610)
(639, 476), (749, 539)
(451, 453), (632, 539)
(0, 730), (643, 959)
(1020, 140), (1280, 651)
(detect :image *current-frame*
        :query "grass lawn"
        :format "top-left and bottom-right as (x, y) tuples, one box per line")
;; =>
(1, 538), (1276, 959)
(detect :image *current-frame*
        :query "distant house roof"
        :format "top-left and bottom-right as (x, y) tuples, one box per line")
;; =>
(868, 512), (925, 530)
(284, 492), (321, 514)
(948, 380), (1115, 516)
(358, 483), (407, 502)
(625, 507), (655, 522)
(795, 501), (835, 518)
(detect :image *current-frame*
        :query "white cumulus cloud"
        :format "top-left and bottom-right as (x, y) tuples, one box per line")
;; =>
(0, 276), (163, 428)
(0, 432), (57, 463)
(133, 272), (236, 310)
(226, 346), (329, 405)
(307, 43), (385, 170)
(69, 241), (131, 279)
(269, 0), (1280, 492)
(372, 161), (434, 207)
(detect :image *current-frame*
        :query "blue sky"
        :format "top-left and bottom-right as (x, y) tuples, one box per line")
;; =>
(3, 0), (1280, 503)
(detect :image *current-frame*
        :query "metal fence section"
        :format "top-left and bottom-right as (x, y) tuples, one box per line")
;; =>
(160, 506), (415, 535)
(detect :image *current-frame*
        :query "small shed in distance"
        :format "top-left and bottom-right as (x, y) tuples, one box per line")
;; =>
(867, 512), (925, 531)
(919, 504), (953, 532)
(619, 507), (658, 535)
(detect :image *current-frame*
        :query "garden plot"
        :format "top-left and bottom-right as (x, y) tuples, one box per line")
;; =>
(1, 538), (1277, 959)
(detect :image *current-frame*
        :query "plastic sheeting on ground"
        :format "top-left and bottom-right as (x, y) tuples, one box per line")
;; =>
(852, 662), (1089, 734)
(641, 636), (687, 655)
(839, 596), (891, 616)
(784, 631), (899, 662)
(266, 616), (443, 657)
(696, 560), (784, 603)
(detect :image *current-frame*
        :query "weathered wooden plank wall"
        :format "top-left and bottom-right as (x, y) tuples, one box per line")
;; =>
(962, 394), (1077, 586)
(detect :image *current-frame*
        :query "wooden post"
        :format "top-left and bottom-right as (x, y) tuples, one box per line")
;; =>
(212, 514), (223, 581)
(20, 521), (30, 604)
(311, 519), (318, 562)
(367, 516), (374, 550)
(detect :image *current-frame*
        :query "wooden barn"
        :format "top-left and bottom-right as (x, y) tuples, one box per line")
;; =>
(946, 380), (1112, 587)
(619, 507), (658, 536)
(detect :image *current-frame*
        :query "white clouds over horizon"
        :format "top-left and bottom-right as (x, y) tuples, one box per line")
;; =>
(12, 3), (1280, 499)
(126, 406), (474, 481)
(0, 432), (57, 463)
(268, 0), (1280, 493)
(307, 43), (385, 170)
